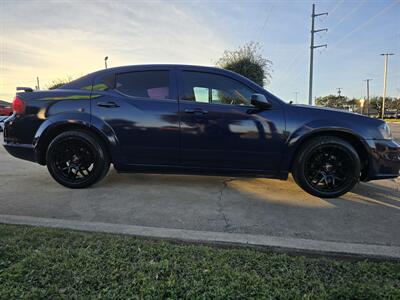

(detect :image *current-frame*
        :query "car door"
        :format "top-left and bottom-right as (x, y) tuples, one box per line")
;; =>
(178, 69), (286, 172)
(91, 67), (180, 167)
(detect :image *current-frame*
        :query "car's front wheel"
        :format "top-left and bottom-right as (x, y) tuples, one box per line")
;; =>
(292, 136), (360, 198)
(46, 130), (110, 188)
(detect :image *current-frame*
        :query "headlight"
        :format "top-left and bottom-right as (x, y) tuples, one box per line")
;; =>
(378, 122), (392, 139)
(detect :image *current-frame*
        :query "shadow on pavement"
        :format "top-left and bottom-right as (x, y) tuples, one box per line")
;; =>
(102, 170), (400, 210)
(342, 181), (400, 210)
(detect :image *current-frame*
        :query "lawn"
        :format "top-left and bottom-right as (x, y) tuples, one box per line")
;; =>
(0, 225), (399, 299)
(385, 119), (400, 123)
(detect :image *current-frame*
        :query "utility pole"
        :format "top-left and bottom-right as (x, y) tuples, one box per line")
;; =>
(336, 87), (342, 97)
(336, 88), (343, 109)
(308, 3), (328, 106)
(104, 56), (109, 69)
(294, 92), (299, 104)
(380, 53), (394, 119)
(364, 79), (372, 116)
(36, 76), (40, 90)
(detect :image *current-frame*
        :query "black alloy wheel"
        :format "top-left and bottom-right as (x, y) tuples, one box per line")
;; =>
(46, 130), (110, 188)
(292, 136), (360, 198)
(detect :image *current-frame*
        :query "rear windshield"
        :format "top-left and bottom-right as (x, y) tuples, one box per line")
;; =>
(58, 73), (94, 90)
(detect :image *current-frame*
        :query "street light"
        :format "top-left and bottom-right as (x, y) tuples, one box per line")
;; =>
(104, 56), (109, 69)
(380, 53), (394, 119)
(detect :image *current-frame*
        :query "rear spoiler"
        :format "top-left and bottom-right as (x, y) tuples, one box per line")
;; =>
(16, 87), (34, 92)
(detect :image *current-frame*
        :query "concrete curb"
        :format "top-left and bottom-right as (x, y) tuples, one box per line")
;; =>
(1, 214), (399, 260)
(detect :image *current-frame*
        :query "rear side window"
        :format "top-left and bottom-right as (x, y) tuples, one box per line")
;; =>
(115, 71), (170, 100)
(181, 71), (255, 105)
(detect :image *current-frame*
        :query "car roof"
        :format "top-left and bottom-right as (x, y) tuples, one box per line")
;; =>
(106, 64), (222, 71)
(65, 64), (256, 90)
(97, 64), (243, 78)
(64, 64), (236, 88)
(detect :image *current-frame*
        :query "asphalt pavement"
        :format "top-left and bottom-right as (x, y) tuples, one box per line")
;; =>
(390, 122), (400, 142)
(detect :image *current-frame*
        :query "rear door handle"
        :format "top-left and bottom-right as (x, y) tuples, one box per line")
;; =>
(184, 108), (208, 115)
(97, 101), (120, 108)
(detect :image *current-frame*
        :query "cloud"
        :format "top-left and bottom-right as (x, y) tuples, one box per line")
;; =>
(0, 0), (229, 100)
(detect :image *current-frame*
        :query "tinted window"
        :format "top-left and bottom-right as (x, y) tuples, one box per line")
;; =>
(116, 71), (170, 100)
(182, 71), (255, 105)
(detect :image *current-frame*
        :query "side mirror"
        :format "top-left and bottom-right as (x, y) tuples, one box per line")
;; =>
(250, 94), (272, 109)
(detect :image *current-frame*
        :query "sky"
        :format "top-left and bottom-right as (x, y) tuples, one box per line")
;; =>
(0, 0), (399, 104)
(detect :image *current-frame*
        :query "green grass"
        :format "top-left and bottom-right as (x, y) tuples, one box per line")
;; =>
(385, 119), (400, 123)
(0, 225), (399, 299)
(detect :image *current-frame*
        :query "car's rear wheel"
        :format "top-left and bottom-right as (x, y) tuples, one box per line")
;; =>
(46, 130), (110, 188)
(292, 136), (360, 198)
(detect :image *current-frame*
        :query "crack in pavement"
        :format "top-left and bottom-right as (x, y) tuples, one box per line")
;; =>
(217, 178), (235, 232)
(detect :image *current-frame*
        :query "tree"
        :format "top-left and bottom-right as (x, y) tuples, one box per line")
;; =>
(315, 95), (348, 109)
(46, 77), (73, 90)
(347, 98), (360, 111)
(392, 98), (400, 117)
(368, 96), (380, 115)
(381, 96), (400, 118)
(216, 42), (272, 86)
(315, 94), (399, 118)
(369, 96), (396, 117)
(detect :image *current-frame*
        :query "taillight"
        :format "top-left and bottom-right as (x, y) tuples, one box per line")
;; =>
(12, 96), (25, 114)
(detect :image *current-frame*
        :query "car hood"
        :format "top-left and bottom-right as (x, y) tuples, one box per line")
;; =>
(290, 104), (382, 123)
(292, 104), (354, 114)
(285, 103), (387, 140)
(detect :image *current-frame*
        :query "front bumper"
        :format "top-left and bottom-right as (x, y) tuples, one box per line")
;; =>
(364, 139), (400, 181)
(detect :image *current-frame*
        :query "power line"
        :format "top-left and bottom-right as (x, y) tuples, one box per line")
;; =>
(274, 1), (349, 87)
(281, 1), (367, 87)
(329, 0), (365, 33)
(256, 3), (274, 41)
(308, 4), (328, 105)
(329, 1), (398, 51)
(328, 0), (345, 16)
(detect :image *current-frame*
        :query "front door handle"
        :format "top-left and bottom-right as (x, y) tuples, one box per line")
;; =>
(184, 108), (208, 115)
(97, 101), (120, 108)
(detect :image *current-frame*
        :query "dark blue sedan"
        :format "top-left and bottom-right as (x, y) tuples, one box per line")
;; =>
(3, 65), (400, 198)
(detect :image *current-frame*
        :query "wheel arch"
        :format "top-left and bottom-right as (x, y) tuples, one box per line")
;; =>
(34, 118), (117, 166)
(287, 129), (371, 181)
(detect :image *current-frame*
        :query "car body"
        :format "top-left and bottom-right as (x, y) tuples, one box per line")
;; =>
(0, 105), (12, 116)
(3, 64), (400, 197)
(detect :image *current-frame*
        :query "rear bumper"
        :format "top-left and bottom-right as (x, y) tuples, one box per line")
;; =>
(2, 114), (38, 163)
(364, 139), (400, 181)
(3, 143), (37, 163)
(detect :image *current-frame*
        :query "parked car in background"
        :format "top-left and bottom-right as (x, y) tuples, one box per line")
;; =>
(0, 116), (8, 133)
(0, 105), (12, 116)
(3, 65), (400, 198)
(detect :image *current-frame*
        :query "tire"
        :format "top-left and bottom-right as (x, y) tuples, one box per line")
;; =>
(292, 136), (360, 198)
(46, 130), (110, 188)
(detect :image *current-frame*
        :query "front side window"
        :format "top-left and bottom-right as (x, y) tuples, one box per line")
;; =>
(115, 71), (170, 100)
(181, 71), (255, 105)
